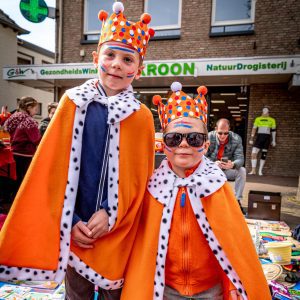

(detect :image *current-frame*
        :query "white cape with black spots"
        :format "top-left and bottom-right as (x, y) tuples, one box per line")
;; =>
(148, 156), (248, 300)
(0, 79), (140, 289)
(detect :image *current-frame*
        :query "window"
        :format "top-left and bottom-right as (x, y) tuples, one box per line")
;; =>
(83, 0), (114, 41)
(145, 0), (181, 39)
(17, 52), (34, 65)
(211, 0), (256, 36)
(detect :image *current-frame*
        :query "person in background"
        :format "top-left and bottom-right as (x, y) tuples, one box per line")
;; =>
(0, 3), (155, 300)
(248, 106), (276, 176)
(206, 118), (246, 213)
(0, 106), (11, 126)
(121, 82), (271, 300)
(39, 102), (58, 136)
(4, 96), (41, 196)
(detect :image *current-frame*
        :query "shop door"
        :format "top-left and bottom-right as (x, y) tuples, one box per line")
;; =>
(207, 86), (249, 149)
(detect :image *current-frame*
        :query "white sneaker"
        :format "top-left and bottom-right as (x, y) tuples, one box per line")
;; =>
(248, 170), (256, 175)
(258, 171), (263, 176)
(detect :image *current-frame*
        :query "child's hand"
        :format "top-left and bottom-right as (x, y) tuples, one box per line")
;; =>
(87, 209), (109, 239)
(71, 221), (97, 248)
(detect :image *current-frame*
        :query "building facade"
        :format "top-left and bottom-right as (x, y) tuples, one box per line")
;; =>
(3, 0), (300, 176)
(60, 0), (300, 177)
(0, 9), (54, 119)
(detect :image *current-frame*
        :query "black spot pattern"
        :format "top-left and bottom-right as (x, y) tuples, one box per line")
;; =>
(147, 157), (247, 299)
(0, 79), (140, 287)
(65, 79), (140, 287)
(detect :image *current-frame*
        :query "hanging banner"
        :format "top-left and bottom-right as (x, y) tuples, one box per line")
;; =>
(3, 56), (299, 80)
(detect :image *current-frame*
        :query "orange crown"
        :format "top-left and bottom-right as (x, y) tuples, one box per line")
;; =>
(153, 82), (208, 131)
(98, 2), (155, 60)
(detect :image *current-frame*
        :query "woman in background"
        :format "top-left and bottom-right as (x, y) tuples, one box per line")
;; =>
(4, 96), (41, 197)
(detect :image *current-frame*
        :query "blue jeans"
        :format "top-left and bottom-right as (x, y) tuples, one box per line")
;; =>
(223, 167), (246, 201)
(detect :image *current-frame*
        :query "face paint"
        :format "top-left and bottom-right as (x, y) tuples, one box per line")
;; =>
(173, 120), (194, 129)
(174, 124), (193, 128)
(107, 45), (135, 54)
(197, 146), (205, 153)
(100, 64), (107, 73)
(127, 71), (135, 78)
(173, 120), (193, 125)
(164, 145), (172, 152)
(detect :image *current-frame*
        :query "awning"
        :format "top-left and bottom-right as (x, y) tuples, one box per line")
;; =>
(3, 55), (300, 91)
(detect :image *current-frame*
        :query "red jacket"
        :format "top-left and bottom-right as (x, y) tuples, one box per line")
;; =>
(4, 111), (41, 155)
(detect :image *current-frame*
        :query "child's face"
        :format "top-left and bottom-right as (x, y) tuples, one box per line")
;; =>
(163, 117), (210, 177)
(48, 107), (57, 119)
(93, 42), (143, 96)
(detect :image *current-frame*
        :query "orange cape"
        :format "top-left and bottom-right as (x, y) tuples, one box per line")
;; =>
(0, 93), (154, 287)
(121, 181), (271, 300)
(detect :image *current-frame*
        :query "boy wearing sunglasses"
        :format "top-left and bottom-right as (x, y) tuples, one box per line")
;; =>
(121, 82), (270, 300)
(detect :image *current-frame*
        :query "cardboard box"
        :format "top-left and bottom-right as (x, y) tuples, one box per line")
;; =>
(247, 190), (281, 221)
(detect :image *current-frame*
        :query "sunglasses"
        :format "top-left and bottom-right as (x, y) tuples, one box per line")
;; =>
(163, 132), (207, 148)
(217, 132), (229, 136)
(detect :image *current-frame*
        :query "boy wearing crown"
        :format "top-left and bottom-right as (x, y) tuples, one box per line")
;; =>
(0, 2), (155, 300)
(121, 82), (271, 300)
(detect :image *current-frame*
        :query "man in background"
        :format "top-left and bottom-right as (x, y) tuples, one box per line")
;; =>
(39, 102), (58, 136)
(206, 118), (246, 213)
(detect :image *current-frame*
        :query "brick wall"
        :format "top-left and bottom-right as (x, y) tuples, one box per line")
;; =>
(246, 84), (300, 177)
(58, 0), (300, 177)
(60, 0), (300, 63)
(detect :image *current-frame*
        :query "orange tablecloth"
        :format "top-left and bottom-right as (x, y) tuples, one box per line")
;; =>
(0, 146), (16, 180)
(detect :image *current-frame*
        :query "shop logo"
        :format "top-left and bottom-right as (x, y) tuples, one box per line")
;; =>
(206, 61), (287, 72)
(20, 0), (49, 23)
(7, 68), (35, 79)
(142, 62), (195, 77)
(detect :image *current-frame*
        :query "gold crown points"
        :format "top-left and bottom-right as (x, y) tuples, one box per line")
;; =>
(98, 2), (155, 58)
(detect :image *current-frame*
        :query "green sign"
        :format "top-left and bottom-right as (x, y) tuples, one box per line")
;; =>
(20, 0), (49, 23)
(142, 62), (195, 77)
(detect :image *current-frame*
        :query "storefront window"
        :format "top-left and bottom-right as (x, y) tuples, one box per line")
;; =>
(83, 0), (114, 40)
(211, 0), (256, 36)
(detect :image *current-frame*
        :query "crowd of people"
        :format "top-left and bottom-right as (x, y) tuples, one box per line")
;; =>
(0, 2), (272, 300)
(0, 100), (58, 206)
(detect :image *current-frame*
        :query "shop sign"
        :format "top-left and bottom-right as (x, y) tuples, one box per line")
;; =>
(6, 67), (35, 79)
(3, 65), (98, 80)
(142, 62), (195, 77)
(204, 60), (288, 75)
(3, 56), (299, 81)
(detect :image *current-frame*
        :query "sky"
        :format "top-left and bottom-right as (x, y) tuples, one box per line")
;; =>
(0, 0), (56, 52)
